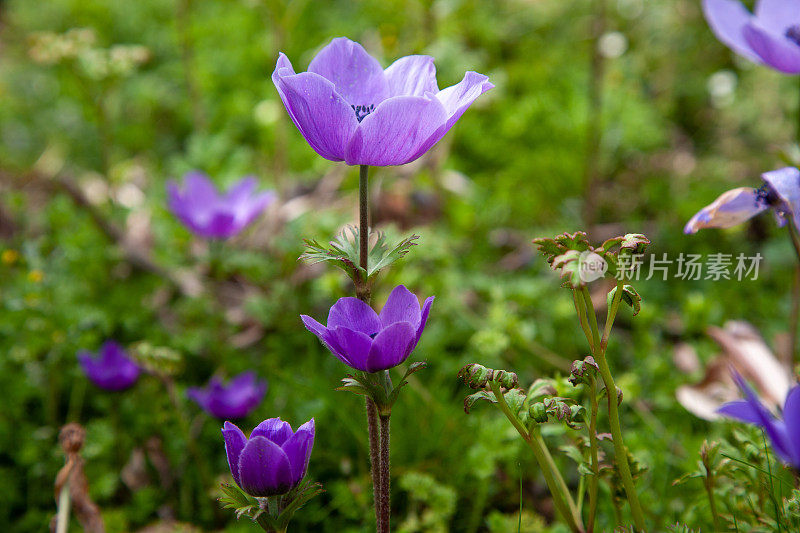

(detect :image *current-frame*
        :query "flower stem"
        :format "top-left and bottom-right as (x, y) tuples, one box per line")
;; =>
(580, 285), (645, 531)
(55, 481), (71, 533)
(379, 414), (391, 533)
(357, 164), (371, 302)
(489, 381), (585, 533)
(704, 472), (722, 532)
(356, 164), (383, 530)
(366, 398), (383, 528)
(787, 221), (800, 364)
(586, 375), (600, 533)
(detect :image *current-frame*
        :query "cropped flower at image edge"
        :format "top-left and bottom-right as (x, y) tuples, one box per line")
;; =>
(272, 37), (494, 166)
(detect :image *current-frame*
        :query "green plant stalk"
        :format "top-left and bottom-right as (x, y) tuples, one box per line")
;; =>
(356, 164), (385, 532)
(580, 286), (645, 531)
(489, 381), (585, 533)
(573, 290), (595, 351)
(703, 470), (722, 532)
(379, 414), (391, 532)
(587, 375), (600, 533)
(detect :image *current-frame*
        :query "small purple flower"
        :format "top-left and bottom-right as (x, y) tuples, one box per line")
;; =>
(684, 167), (800, 234)
(718, 372), (800, 468)
(301, 285), (434, 373)
(187, 371), (267, 420)
(78, 341), (141, 391)
(222, 418), (315, 497)
(703, 0), (800, 73)
(167, 172), (276, 239)
(272, 37), (494, 166)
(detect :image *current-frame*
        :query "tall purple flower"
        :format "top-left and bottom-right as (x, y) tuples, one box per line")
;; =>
(301, 285), (433, 373)
(684, 167), (800, 233)
(718, 372), (800, 468)
(187, 371), (267, 420)
(272, 37), (494, 166)
(222, 418), (315, 497)
(78, 341), (141, 391)
(167, 172), (276, 239)
(703, 0), (800, 73)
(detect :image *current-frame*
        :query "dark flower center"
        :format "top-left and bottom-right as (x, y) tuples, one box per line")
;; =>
(369, 332), (379, 339)
(351, 104), (375, 122)
(786, 25), (800, 47)
(756, 183), (778, 207)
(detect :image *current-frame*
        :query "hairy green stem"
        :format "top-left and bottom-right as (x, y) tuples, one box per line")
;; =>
(580, 285), (645, 531)
(704, 472), (722, 532)
(788, 222), (800, 364)
(379, 414), (391, 533)
(357, 164), (385, 531)
(490, 381), (585, 533)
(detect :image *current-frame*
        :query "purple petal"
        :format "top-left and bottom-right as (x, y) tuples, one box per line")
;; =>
(743, 22), (800, 73)
(384, 55), (439, 97)
(251, 418), (294, 446)
(332, 326), (374, 371)
(281, 418), (315, 483)
(327, 297), (381, 335)
(301, 315), (353, 366)
(717, 399), (767, 425)
(781, 385), (800, 466)
(754, 0), (800, 34)
(683, 187), (766, 234)
(415, 296), (434, 349)
(205, 211), (238, 239)
(187, 387), (209, 410)
(345, 95), (448, 166)
(702, 0), (762, 62)
(237, 436), (294, 497)
(224, 177), (258, 204)
(99, 340), (127, 361)
(761, 167), (800, 228)
(379, 285), (421, 328)
(435, 71), (494, 131)
(183, 172), (220, 207)
(273, 69), (359, 162)
(222, 421), (247, 486)
(365, 322), (416, 372)
(308, 37), (390, 105)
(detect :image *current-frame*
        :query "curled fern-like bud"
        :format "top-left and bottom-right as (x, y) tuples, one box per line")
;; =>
(457, 364), (519, 390)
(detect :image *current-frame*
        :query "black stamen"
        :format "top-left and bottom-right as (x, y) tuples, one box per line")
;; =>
(756, 183), (778, 207)
(351, 104), (375, 122)
(786, 25), (800, 46)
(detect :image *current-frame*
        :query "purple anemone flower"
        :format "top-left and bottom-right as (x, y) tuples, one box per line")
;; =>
(718, 372), (800, 468)
(703, 0), (800, 73)
(301, 285), (434, 373)
(684, 167), (800, 234)
(78, 341), (141, 391)
(187, 371), (267, 420)
(167, 172), (276, 239)
(222, 418), (315, 497)
(272, 37), (494, 166)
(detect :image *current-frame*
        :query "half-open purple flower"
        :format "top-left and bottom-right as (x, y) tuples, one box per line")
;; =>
(78, 341), (141, 391)
(703, 0), (800, 73)
(167, 172), (276, 239)
(222, 418), (315, 497)
(272, 37), (494, 166)
(684, 167), (800, 233)
(301, 285), (433, 373)
(718, 372), (800, 468)
(187, 371), (267, 420)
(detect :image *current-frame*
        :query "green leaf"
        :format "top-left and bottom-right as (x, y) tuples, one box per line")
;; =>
(463, 391), (496, 413)
(367, 232), (419, 278)
(607, 284), (642, 316)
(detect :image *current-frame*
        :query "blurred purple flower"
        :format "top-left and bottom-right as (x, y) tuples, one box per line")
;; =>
(718, 371), (800, 468)
(272, 37), (494, 166)
(703, 0), (800, 73)
(78, 341), (141, 391)
(222, 417), (315, 497)
(684, 167), (800, 234)
(167, 172), (276, 239)
(301, 285), (433, 372)
(187, 371), (267, 420)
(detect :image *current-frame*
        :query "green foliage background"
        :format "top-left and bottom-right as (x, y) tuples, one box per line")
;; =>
(2, 0), (799, 531)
